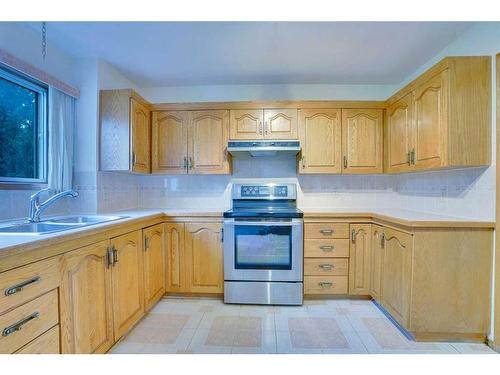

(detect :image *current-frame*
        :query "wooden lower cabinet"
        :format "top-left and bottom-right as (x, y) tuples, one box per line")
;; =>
(348, 224), (372, 295)
(143, 224), (166, 311)
(369, 225), (384, 300)
(60, 241), (114, 354)
(165, 223), (186, 293)
(15, 325), (60, 354)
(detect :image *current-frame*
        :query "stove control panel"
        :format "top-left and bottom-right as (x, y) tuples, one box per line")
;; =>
(240, 185), (289, 198)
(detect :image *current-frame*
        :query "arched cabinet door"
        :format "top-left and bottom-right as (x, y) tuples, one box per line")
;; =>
(369, 225), (384, 300)
(386, 93), (413, 173)
(165, 223), (186, 293)
(130, 98), (151, 173)
(349, 224), (372, 295)
(143, 224), (166, 311)
(230, 109), (264, 140)
(263, 109), (298, 139)
(152, 111), (188, 174)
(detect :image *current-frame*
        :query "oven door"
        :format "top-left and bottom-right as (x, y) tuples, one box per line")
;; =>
(223, 219), (303, 282)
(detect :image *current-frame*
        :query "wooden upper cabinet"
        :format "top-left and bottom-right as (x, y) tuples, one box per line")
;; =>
(110, 231), (144, 340)
(60, 241), (114, 354)
(349, 224), (372, 295)
(342, 109), (383, 174)
(298, 109), (342, 174)
(165, 223), (186, 293)
(386, 93), (413, 173)
(143, 224), (166, 311)
(152, 111), (188, 174)
(130, 98), (151, 173)
(184, 222), (223, 294)
(413, 71), (448, 170)
(229, 109), (263, 140)
(263, 109), (298, 139)
(188, 110), (230, 174)
(370, 225), (384, 300)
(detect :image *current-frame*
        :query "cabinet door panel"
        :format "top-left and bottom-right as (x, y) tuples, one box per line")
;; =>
(130, 98), (150, 173)
(414, 71), (448, 169)
(111, 231), (144, 339)
(185, 223), (223, 294)
(387, 94), (413, 173)
(264, 109), (298, 139)
(369, 225), (384, 300)
(298, 109), (342, 173)
(349, 224), (371, 295)
(60, 241), (114, 354)
(230, 110), (263, 140)
(166, 223), (186, 293)
(143, 224), (166, 311)
(342, 109), (383, 174)
(188, 110), (230, 174)
(152, 111), (188, 174)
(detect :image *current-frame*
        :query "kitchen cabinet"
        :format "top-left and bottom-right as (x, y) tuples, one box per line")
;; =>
(110, 230), (144, 339)
(369, 225), (384, 300)
(342, 109), (383, 174)
(184, 223), (224, 294)
(298, 109), (342, 174)
(100, 89), (151, 173)
(143, 224), (166, 311)
(15, 325), (60, 354)
(165, 223), (186, 293)
(386, 93), (413, 173)
(348, 224), (372, 295)
(152, 111), (189, 174)
(60, 241), (114, 354)
(229, 109), (298, 140)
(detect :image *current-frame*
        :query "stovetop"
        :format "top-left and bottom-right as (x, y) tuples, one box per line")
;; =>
(223, 207), (303, 219)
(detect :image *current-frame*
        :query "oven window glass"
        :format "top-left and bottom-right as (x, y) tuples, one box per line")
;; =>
(234, 225), (292, 270)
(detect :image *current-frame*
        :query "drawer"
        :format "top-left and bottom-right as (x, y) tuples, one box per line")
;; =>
(304, 223), (349, 239)
(0, 289), (59, 354)
(304, 258), (348, 276)
(0, 256), (62, 314)
(304, 239), (350, 258)
(304, 276), (348, 295)
(15, 325), (60, 354)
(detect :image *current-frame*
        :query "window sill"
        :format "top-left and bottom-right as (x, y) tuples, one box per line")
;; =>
(0, 182), (48, 191)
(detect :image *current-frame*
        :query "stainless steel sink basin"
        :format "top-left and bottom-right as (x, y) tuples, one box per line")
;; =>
(0, 222), (78, 235)
(46, 215), (125, 225)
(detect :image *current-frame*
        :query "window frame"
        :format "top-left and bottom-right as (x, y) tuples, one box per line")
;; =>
(0, 65), (48, 187)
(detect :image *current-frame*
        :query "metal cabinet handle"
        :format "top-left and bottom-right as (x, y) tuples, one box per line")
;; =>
(144, 235), (149, 251)
(319, 245), (334, 252)
(410, 149), (415, 165)
(319, 229), (334, 235)
(107, 246), (114, 268)
(318, 282), (333, 288)
(319, 264), (334, 270)
(132, 152), (137, 166)
(4, 277), (41, 297)
(351, 229), (356, 243)
(343, 156), (347, 169)
(188, 156), (193, 170)
(183, 156), (187, 171)
(112, 246), (118, 266)
(301, 156), (306, 169)
(407, 151), (411, 166)
(2, 312), (39, 337)
(259, 121), (263, 135)
(381, 233), (386, 248)
(264, 121), (269, 135)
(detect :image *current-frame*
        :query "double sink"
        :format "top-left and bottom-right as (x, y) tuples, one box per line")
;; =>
(0, 215), (128, 235)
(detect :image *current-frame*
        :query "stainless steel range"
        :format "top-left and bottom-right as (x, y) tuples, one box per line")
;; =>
(223, 182), (303, 305)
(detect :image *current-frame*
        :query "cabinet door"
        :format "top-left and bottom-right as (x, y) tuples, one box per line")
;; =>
(229, 109), (263, 140)
(188, 110), (230, 174)
(387, 94), (413, 173)
(349, 224), (372, 295)
(342, 109), (383, 174)
(369, 225), (384, 300)
(264, 109), (298, 139)
(185, 223), (223, 294)
(60, 241), (114, 354)
(413, 71), (448, 169)
(165, 223), (186, 293)
(111, 231), (144, 339)
(298, 109), (342, 173)
(152, 111), (188, 174)
(143, 224), (166, 311)
(381, 227), (413, 327)
(130, 98), (151, 173)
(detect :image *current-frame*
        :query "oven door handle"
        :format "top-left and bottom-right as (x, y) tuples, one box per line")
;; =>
(224, 220), (303, 227)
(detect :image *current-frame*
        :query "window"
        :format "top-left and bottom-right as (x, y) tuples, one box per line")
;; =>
(0, 65), (47, 185)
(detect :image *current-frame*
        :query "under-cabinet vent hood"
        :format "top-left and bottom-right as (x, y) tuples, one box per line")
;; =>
(227, 141), (301, 157)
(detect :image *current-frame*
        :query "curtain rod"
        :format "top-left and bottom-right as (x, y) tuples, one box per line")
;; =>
(0, 48), (80, 99)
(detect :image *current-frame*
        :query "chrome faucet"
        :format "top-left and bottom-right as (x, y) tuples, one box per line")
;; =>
(28, 188), (79, 222)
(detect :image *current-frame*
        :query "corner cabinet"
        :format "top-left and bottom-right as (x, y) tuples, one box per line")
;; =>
(100, 89), (151, 173)
(348, 224), (372, 295)
(229, 109), (298, 140)
(143, 224), (166, 311)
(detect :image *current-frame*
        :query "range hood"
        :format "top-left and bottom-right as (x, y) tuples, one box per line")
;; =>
(227, 141), (301, 157)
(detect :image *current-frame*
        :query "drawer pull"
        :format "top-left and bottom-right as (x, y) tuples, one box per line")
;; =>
(319, 245), (334, 251)
(319, 264), (334, 270)
(2, 312), (40, 337)
(4, 276), (41, 296)
(318, 282), (333, 288)
(319, 229), (334, 235)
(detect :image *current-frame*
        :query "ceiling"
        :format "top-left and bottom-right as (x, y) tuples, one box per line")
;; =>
(29, 22), (473, 87)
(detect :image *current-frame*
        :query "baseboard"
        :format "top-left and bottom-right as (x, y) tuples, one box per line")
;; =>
(304, 294), (372, 300)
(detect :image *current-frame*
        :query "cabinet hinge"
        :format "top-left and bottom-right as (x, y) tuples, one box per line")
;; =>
(220, 227), (224, 242)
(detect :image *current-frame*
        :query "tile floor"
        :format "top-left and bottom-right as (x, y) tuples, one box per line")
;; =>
(111, 297), (497, 354)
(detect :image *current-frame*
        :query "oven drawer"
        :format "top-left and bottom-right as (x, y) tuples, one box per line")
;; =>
(0, 289), (59, 354)
(304, 276), (348, 295)
(304, 223), (349, 239)
(304, 258), (348, 276)
(0, 256), (61, 314)
(304, 239), (349, 257)
(15, 325), (60, 354)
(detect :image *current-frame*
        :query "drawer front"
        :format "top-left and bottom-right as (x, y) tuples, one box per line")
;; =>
(15, 325), (60, 354)
(304, 223), (349, 239)
(304, 276), (348, 295)
(0, 256), (61, 314)
(304, 239), (350, 258)
(0, 289), (59, 353)
(304, 258), (348, 276)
